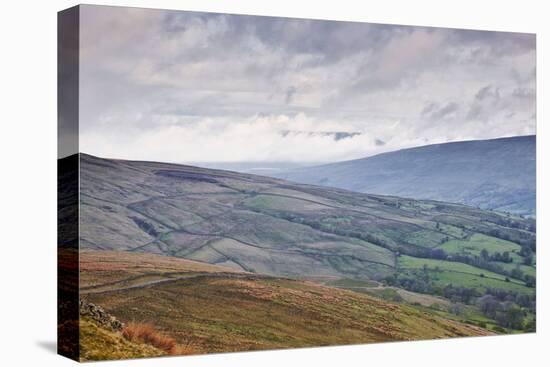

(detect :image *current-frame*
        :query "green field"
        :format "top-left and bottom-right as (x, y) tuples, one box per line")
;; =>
(404, 229), (449, 248)
(398, 255), (532, 293)
(435, 233), (535, 279)
(438, 233), (521, 256)
(435, 223), (468, 239)
(496, 262), (536, 278)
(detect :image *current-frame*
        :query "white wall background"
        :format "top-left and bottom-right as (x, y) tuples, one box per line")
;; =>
(0, 0), (547, 366)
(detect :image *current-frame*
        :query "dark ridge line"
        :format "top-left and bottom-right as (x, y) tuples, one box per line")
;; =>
(282, 134), (535, 170)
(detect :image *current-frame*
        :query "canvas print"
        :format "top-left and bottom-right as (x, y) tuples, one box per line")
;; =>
(58, 4), (536, 362)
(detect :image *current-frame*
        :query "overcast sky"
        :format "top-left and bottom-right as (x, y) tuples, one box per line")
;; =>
(79, 5), (536, 163)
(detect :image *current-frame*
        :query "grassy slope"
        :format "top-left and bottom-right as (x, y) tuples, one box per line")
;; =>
(436, 233), (536, 278)
(439, 233), (521, 256)
(79, 153), (535, 294)
(497, 262), (536, 277)
(79, 249), (244, 292)
(79, 317), (165, 361)
(81, 251), (491, 355)
(398, 256), (529, 293)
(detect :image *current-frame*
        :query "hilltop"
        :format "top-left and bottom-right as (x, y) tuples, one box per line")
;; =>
(272, 136), (536, 217)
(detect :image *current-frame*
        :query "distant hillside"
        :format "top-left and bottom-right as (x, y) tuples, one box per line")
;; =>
(79, 153), (535, 291)
(272, 136), (536, 217)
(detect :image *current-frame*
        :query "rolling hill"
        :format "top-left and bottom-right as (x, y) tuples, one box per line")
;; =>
(71, 152), (536, 356)
(79, 153), (535, 296)
(80, 251), (492, 355)
(271, 135), (536, 217)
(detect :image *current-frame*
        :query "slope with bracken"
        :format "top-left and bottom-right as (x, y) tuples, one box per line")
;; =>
(80, 251), (492, 355)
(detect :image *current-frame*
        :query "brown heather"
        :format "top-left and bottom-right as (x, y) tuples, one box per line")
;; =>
(122, 322), (196, 355)
(122, 322), (176, 353)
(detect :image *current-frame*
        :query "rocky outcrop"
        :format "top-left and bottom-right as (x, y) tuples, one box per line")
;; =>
(79, 298), (124, 331)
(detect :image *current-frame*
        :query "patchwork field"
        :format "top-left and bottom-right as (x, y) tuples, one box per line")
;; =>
(80, 153), (535, 291)
(438, 233), (522, 257)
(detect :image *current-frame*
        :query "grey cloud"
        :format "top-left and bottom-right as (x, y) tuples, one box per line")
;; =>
(437, 102), (460, 119)
(466, 104), (484, 121)
(421, 102), (460, 121)
(512, 87), (535, 99)
(448, 29), (535, 60)
(466, 85), (501, 120)
(421, 102), (438, 116)
(78, 5), (536, 163)
(280, 130), (362, 141)
(466, 83), (534, 123)
(475, 85), (500, 102)
(285, 86), (297, 104)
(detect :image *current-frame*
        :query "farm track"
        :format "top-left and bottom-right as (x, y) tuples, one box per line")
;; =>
(80, 271), (274, 295)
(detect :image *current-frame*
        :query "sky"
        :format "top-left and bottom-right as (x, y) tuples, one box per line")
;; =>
(79, 5), (536, 163)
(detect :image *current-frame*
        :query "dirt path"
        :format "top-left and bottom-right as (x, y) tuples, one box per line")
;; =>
(80, 272), (272, 295)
